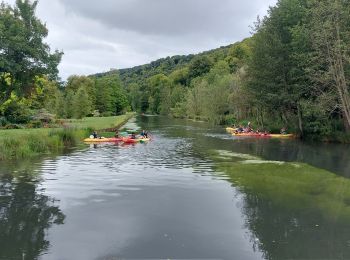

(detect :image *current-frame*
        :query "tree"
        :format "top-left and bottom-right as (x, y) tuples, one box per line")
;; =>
(146, 74), (171, 114)
(0, 0), (62, 102)
(95, 74), (129, 116)
(307, 0), (350, 131)
(64, 90), (74, 119)
(247, 0), (309, 134)
(73, 87), (92, 119)
(188, 55), (213, 79)
(66, 75), (96, 108)
(0, 93), (31, 123)
(30, 76), (60, 111)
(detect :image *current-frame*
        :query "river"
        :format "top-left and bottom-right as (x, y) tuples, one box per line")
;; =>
(1, 116), (350, 260)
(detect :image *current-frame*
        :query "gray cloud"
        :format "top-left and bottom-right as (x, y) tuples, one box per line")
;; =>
(60, 0), (253, 36)
(3, 0), (277, 79)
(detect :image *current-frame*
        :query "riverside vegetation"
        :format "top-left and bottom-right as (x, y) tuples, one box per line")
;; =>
(0, 114), (133, 160)
(96, 0), (350, 142)
(1, 0), (350, 143)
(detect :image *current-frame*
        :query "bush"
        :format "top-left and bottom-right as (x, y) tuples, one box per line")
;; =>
(0, 117), (8, 127)
(49, 129), (77, 146)
(101, 111), (114, 117)
(2, 95), (32, 124)
(4, 124), (24, 129)
(32, 109), (55, 123)
(223, 115), (237, 125)
(27, 120), (43, 129)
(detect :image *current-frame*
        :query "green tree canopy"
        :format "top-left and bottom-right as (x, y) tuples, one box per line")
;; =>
(0, 0), (62, 102)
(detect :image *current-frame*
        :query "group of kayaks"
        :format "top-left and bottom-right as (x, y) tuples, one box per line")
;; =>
(226, 127), (295, 139)
(83, 137), (151, 144)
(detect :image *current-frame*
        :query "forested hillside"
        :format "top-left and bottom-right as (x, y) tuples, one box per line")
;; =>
(93, 40), (251, 124)
(92, 0), (350, 141)
(1, 0), (350, 141)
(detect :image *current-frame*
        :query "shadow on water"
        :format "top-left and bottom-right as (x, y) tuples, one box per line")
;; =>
(0, 159), (65, 260)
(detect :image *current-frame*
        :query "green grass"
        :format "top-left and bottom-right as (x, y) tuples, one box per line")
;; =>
(64, 114), (133, 130)
(0, 113), (134, 160)
(211, 150), (350, 223)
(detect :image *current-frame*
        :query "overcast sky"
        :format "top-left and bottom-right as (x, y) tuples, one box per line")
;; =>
(4, 0), (277, 79)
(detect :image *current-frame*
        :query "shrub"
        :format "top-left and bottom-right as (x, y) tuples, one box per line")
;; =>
(0, 117), (8, 127)
(32, 108), (55, 123)
(27, 120), (43, 129)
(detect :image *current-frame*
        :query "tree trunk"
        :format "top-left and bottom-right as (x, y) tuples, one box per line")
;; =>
(328, 23), (350, 132)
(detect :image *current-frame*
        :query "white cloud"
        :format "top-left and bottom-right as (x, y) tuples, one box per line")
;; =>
(3, 0), (277, 79)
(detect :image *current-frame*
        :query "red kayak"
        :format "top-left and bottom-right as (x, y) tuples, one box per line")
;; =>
(123, 138), (138, 144)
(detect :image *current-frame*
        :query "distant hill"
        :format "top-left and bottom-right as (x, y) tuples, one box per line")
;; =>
(93, 44), (234, 85)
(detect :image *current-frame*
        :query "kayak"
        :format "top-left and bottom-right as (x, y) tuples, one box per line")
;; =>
(83, 137), (123, 143)
(226, 127), (238, 133)
(232, 133), (295, 138)
(269, 134), (295, 138)
(122, 138), (151, 144)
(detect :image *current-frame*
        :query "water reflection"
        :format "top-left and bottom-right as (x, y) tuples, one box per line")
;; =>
(242, 192), (350, 259)
(1, 116), (350, 260)
(0, 162), (65, 260)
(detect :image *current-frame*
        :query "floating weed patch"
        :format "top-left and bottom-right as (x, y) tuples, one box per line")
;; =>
(214, 157), (350, 223)
(240, 160), (286, 165)
(212, 150), (261, 161)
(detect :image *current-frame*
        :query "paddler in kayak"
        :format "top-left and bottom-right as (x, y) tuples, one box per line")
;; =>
(92, 131), (98, 139)
(115, 130), (119, 138)
(280, 127), (287, 135)
(246, 122), (253, 132)
(236, 125), (244, 133)
(131, 133), (137, 139)
(140, 130), (148, 138)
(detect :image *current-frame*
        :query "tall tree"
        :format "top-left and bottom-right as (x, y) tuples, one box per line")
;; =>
(247, 0), (308, 134)
(73, 87), (92, 119)
(0, 0), (62, 102)
(308, 0), (350, 131)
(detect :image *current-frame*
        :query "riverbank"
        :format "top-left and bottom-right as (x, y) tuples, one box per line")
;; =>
(0, 113), (134, 160)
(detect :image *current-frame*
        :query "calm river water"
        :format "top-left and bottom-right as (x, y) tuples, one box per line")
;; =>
(1, 116), (350, 260)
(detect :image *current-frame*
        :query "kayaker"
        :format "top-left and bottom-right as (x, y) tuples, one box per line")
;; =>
(92, 131), (98, 139)
(140, 130), (147, 138)
(115, 130), (119, 138)
(236, 125), (244, 133)
(131, 133), (137, 139)
(280, 127), (287, 134)
(247, 122), (253, 132)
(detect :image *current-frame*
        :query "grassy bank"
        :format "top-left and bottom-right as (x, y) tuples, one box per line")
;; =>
(0, 113), (133, 160)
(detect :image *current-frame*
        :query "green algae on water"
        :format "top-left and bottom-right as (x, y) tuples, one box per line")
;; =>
(211, 149), (350, 223)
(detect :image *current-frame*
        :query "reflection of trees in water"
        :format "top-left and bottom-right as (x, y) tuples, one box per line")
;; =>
(241, 192), (350, 260)
(0, 174), (65, 259)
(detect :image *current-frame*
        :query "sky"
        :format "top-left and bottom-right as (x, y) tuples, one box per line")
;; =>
(4, 0), (277, 80)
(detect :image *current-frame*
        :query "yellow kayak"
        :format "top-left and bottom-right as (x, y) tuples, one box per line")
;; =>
(226, 127), (238, 133)
(232, 133), (295, 138)
(83, 137), (123, 143)
(269, 134), (295, 138)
